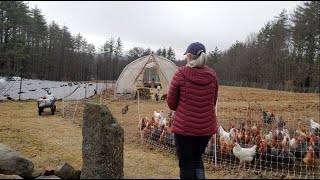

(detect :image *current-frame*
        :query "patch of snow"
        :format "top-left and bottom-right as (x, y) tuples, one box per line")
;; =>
(0, 79), (114, 100)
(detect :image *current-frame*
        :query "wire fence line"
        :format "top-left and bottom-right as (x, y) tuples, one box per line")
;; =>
(137, 86), (320, 179)
(60, 79), (319, 178)
(219, 80), (319, 94)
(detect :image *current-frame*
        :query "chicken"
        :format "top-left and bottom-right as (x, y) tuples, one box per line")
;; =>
(150, 125), (163, 143)
(244, 130), (253, 145)
(121, 105), (129, 115)
(162, 130), (174, 148)
(251, 123), (257, 135)
(229, 127), (238, 141)
(275, 116), (286, 129)
(142, 122), (152, 141)
(237, 128), (245, 143)
(303, 146), (319, 167)
(311, 127), (320, 137)
(278, 146), (295, 167)
(309, 134), (319, 145)
(168, 111), (174, 118)
(279, 136), (289, 150)
(159, 126), (167, 143)
(310, 119), (320, 130)
(232, 142), (257, 169)
(257, 138), (267, 159)
(298, 120), (307, 133)
(138, 117), (147, 131)
(282, 129), (290, 140)
(294, 138), (308, 161)
(220, 138), (234, 159)
(289, 137), (297, 150)
(265, 146), (280, 162)
(268, 133), (278, 149)
(159, 117), (167, 126)
(218, 125), (230, 142)
(154, 110), (164, 123)
(262, 110), (275, 123)
(295, 129), (306, 139)
(155, 93), (159, 101)
(150, 117), (156, 126)
(309, 134), (320, 158)
(264, 131), (273, 142)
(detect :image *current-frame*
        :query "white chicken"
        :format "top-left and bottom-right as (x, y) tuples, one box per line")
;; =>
(218, 126), (230, 142)
(154, 110), (165, 123)
(310, 119), (320, 129)
(289, 137), (297, 150)
(159, 117), (167, 126)
(264, 131), (273, 141)
(232, 143), (257, 169)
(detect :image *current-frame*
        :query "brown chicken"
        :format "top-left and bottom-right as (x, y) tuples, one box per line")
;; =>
(143, 123), (152, 140)
(258, 138), (267, 159)
(139, 117), (147, 131)
(237, 128), (245, 142)
(244, 130), (253, 144)
(159, 126), (167, 143)
(220, 138), (234, 158)
(303, 146), (319, 167)
(268, 133), (278, 149)
(298, 120), (307, 134)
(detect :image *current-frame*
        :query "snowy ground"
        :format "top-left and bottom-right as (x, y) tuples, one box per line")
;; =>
(0, 77), (113, 100)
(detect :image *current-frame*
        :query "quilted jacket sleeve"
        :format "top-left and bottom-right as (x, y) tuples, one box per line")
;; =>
(167, 70), (181, 111)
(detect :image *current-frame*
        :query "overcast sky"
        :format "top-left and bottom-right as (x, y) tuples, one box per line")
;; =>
(25, 1), (301, 59)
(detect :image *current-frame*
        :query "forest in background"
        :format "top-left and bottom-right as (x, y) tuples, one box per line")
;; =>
(0, 1), (319, 90)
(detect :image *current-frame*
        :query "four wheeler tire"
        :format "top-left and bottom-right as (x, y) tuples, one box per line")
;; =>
(38, 107), (43, 115)
(51, 106), (55, 115)
(38, 105), (56, 116)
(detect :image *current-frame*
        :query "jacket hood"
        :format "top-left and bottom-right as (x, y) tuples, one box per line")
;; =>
(178, 66), (216, 86)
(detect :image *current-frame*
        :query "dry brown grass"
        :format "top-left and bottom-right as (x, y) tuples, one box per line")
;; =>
(0, 86), (319, 179)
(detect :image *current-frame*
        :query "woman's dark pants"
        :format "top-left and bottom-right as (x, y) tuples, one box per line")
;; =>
(174, 134), (211, 179)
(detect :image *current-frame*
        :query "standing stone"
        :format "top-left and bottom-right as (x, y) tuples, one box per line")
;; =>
(81, 103), (124, 179)
(0, 143), (34, 178)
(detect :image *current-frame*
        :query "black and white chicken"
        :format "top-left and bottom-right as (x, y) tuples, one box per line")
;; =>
(262, 111), (275, 123)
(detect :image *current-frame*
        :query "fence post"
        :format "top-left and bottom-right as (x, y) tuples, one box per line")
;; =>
(62, 98), (64, 117)
(72, 100), (79, 123)
(214, 134), (217, 167)
(137, 90), (143, 144)
(99, 89), (103, 105)
(85, 83), (87, 99)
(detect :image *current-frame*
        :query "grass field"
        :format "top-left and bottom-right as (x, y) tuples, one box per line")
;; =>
(0, 86), (319, 178)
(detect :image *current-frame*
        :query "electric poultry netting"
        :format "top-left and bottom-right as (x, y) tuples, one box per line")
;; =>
(138, 98), (320, 179)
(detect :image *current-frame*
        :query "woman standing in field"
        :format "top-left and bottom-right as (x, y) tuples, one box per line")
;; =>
(167, 42), (219, 179)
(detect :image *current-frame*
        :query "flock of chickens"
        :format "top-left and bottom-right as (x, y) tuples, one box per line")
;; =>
(139, 110), (176, 149)
(207, 111), (320, 169)
(138, 109), (320, 170)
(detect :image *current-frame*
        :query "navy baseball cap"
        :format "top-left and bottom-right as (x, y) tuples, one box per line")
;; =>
(184, 42), (206, 55)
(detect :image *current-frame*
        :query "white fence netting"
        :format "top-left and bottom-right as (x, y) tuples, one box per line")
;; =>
(137, 89), (320, 179)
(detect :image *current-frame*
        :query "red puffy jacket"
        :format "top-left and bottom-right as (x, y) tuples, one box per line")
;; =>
(167, 66), (218, 136)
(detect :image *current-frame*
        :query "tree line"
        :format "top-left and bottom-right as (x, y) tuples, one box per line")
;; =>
(0, 1), (179, 82)
(208, 1), (319, 89)
(1, 1), (319, 90)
